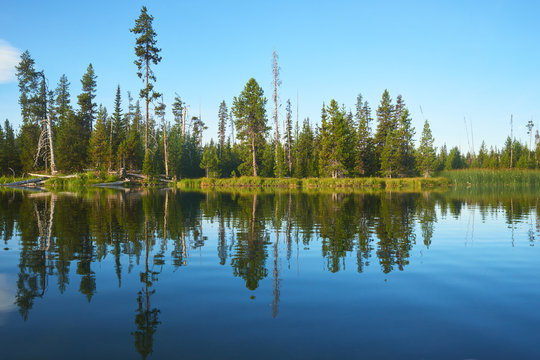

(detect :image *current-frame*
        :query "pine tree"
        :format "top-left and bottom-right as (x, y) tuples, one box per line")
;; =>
(231, 78), (268, 177)
(218, 100), (228, 156)
(284, 99), (293, 175)
(478, 141), (488, 168)
(318, 103), (330, 176)
(355, 94), (373, 176)
(54, 74), (72, 126)
(131, 6), (162, 154)
(3, 120), (21, 175)
(394, 103), (415, 176)
(15, 51), (42, 172)
(78, 64), (97, 134)
(110, 85), (125, 169)
(274, 141), (287, 178)
(374, 89), (395, 173)
(321, 100), (352, 178)
(154, 97), (168, 177)
(294, 118), (315, 178)
(416, 120), (436, 177)
(169, 94), (184, 179)
(89, 105), (110, 170)
(380, 130), (399, 178)
(200, 140), (220, 178)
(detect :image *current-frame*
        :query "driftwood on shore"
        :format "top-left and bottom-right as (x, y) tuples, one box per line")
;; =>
(2, 177), (47, 187)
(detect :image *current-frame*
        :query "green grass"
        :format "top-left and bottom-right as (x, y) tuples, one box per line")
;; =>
(0, 176), (30, 185)
(176, 176), (449, 190)
(442, 169), (540, 187)
(46, 173), (121, 189)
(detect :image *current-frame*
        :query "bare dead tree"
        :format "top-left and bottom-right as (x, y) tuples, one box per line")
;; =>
(272, 50), (282, 174)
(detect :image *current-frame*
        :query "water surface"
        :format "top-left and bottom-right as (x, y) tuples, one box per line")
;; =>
(1, 188), (539, 359)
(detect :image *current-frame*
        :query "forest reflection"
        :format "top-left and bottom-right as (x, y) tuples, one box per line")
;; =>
(1, 187), (539, 358)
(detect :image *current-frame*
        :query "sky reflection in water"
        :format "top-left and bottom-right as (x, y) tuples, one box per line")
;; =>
(0, 188), (539, 359)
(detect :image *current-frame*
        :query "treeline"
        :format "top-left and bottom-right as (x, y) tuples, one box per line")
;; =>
(2, 5), (539, 179)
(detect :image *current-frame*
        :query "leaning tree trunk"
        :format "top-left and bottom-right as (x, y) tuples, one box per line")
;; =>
(46, 115), (57, 175)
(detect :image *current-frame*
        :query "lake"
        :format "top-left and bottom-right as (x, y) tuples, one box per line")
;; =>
(1, 188), (539, 359)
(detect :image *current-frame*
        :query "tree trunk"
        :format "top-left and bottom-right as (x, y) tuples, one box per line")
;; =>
(182, 107), (186, 137)
(145, 54), (149, 154)
(252, 132), (257, 177)
(163, 116), (169, 178)
(46, 116), (57, 175)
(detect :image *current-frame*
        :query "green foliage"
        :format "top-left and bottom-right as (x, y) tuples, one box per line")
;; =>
(77, 63), (97, 135)
(373, 89), (395, 171)
(231, 78), (268, 177)
(200, 140), (220, 178)
(89, 105), (110, 171)
(445, 147), (464, 170)
(131, 5), (162, 153)
(416, 120), (437, 177)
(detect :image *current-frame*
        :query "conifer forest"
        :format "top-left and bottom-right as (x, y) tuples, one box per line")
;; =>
(1, 6), (538, 182)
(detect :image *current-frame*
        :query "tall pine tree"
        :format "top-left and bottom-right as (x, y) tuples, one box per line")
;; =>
(131, 6), (162, 155)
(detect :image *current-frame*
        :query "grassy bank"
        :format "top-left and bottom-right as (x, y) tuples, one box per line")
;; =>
(0, 176), (29, 185)
(46, 173), (121, 189)
(176, 176), (450, 190)
(441, 169), (540, 187)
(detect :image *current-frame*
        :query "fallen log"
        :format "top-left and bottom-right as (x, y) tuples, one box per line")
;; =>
(92, 180), (129, 187)
(127, 173), (146, 179)
(28, 173), (78, 179)
(2, 177), (46, 187)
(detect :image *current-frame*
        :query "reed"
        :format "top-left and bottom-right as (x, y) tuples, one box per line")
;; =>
(175, 176), (449, 190)
(441, 169), (540, 187)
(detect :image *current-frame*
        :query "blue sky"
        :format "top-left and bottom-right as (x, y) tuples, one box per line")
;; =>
(1, 0), (539, 151)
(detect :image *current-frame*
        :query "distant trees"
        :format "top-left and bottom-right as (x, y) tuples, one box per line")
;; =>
(11, 8), (539, 180)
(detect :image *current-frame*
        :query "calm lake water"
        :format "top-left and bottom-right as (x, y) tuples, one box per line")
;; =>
(1, 188), (540, 359)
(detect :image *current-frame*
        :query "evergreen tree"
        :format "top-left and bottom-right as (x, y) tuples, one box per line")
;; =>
(131, 6), (162, 154)
(54, 74), (72, 126)
(231, 78), (268, 177)
(261, 139), (275, 177)
(416, 120), (437, 177)
(445, 147), (464, 170)
(2, 120), (21, 175)
(200, 140), (220, 178)
(218, 100), (228, 156)
(374, 89), (395, 173)
(89, 105), (110, 170)
(358, 97), (375, 176)
(380, 130), (400, 178)
(394, 103), (415, 176)
(320, 100), (353, 178)
(274, 141), (287, 178)
(294, 118), (315, 178)
(284, 99), (293, 175)
(477, 141), (488, 168)
(192, 116), (207, 148)
(110, 85), (125, 169)
(15, 51), (42, 172)
(78, 64), (97, 133)
(168, 94), (185, 179)
(318, 103), (330, 176)
(125, 101), (144, 170)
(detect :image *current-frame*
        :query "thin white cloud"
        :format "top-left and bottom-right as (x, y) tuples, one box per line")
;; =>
(0, 40), (21, 84)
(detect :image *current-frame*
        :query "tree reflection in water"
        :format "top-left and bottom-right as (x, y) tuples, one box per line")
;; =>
(1, 187), (540, 357)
